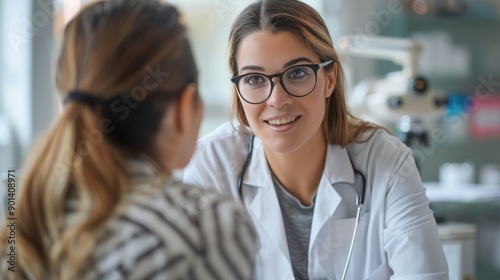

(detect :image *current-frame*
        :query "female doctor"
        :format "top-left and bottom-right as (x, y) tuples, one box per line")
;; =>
(183, 0), (448, 279)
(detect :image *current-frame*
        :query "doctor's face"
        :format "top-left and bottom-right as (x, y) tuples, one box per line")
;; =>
(235, 31), (335, 154)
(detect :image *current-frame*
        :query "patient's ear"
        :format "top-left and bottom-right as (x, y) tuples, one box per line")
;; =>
(175, 83), (200, 134)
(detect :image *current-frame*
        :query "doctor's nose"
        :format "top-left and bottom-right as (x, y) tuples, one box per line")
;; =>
(267, 78), (293, 108)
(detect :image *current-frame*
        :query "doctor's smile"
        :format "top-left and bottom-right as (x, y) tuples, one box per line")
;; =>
(265, 116), (300, 126)
(264, 115), (301, 132)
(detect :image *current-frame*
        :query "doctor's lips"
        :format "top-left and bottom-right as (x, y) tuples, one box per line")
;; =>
(265, 116), (300, 125)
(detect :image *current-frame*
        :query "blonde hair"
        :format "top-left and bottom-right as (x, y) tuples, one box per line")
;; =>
(228, 0), (381, 147)
(1, 0), (197, 279)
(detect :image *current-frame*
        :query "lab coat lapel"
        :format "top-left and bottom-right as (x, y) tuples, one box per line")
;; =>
(310, 145), (356, 252)
(242, 138), (291, 264)
(310, 175), (342, 249)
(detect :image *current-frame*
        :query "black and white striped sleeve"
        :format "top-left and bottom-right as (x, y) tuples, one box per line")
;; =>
(84, 185), (256, 280)
(197, 197), (257, 280)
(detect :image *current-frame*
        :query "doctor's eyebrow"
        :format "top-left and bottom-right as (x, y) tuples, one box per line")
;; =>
(238, 57), (316, 73)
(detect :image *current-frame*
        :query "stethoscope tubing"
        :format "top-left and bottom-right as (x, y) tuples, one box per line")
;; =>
(237, 135), (255, 200)
(341, 204), (363, 280)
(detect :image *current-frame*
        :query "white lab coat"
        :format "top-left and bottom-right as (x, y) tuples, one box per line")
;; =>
(183, 122), (449, 280)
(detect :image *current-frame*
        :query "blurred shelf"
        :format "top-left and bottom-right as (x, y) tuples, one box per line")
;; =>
(405, 12), (500, 24)
(424, 182), (500, 203)
(392, 11), (500, 40)
(377, 8), (500, 92)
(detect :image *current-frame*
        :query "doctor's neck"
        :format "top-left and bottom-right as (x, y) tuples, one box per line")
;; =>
(263, 130), (327, 206)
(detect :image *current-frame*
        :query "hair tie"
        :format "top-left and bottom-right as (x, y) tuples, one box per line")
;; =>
(65, 90), (102, 109)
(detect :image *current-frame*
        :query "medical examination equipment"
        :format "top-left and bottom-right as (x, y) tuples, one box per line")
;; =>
(338, 35), (447, 148)
(237, 135), (366, 280)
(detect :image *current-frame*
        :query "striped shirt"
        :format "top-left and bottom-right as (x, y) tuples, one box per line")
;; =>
(67, 158), (256, 280)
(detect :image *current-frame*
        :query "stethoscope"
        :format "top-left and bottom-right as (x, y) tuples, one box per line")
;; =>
(237, 135), (366, 280)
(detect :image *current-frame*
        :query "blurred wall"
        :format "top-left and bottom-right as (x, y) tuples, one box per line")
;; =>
(0, 0), (56, 170)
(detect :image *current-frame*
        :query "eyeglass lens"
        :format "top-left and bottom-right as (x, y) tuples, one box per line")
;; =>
(238, 65), (317, 104)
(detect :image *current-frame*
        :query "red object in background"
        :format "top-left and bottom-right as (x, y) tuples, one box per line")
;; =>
(469, 95), (500, 139)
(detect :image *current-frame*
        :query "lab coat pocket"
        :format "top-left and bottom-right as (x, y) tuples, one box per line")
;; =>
(333, 218), (357, 276)
(312, 213), (374, 280)
(363, 260), (391, 280)
(312, 218), (356, 277)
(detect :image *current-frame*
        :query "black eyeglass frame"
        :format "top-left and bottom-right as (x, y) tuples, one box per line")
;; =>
(231, 60), (334, 104)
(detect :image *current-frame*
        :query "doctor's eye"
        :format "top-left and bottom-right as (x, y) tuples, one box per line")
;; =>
(242, 74), (267, 87)
(286, 66), (311, 81)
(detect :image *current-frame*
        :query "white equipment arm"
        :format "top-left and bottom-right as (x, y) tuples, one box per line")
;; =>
(338, 35), (422, 78)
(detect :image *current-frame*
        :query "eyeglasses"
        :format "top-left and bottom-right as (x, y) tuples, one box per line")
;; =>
(231, 60), (334, 104)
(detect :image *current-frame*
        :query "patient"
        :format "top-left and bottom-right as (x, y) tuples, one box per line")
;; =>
(0, 1), (255, 279)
